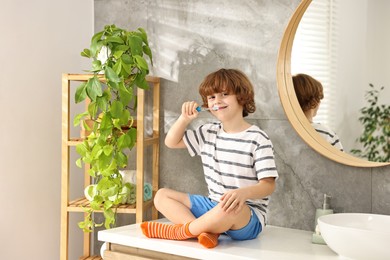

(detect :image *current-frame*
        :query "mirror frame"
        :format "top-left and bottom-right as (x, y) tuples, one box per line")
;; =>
(277, 0), (390, 167)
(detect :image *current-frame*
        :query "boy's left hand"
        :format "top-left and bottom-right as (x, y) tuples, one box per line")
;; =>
(220, 189), (248, 214)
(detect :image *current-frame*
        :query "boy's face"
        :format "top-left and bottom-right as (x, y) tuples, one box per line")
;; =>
(206, 91), (243, 120)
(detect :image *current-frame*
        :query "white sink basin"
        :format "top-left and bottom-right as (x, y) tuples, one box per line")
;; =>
(318, 213), (390, 260)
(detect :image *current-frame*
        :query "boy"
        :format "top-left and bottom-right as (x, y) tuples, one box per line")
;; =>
(141, 68), (278, 248)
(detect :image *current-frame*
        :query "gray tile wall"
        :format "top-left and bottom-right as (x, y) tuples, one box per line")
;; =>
(94, 0), (390, 235)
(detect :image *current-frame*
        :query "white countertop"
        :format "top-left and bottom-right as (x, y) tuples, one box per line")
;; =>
(98, 219), (338, 260)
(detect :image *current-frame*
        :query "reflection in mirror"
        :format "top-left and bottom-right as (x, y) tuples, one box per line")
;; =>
(290, 0), (390, 162)
(277, 0), (390, 167)
(292, 73), (344, 151)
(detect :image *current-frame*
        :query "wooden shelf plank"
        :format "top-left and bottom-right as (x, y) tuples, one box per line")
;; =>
(143, 135), (159, 146)
(68, 135), (159, 147)
(64, 73), (159, 84)
(68, 138), (83, 146)
(79, 255), (102, 260)
(68, 197), (153, 214)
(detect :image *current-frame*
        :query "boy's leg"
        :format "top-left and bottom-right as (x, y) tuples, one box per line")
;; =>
(153, 188), (195, 223)
(141, 221), (196, 240)
(142, 191), (250, 247)
(142, 200), (251, 237)
(141, 188), (201, 241)
(141, 188), (197, 240)
(188, 202), (252, 236)
(142, 190), (221, 247)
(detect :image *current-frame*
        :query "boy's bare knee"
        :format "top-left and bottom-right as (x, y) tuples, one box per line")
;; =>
(154, 188), (169, 209)
(154, 188), (191, 213)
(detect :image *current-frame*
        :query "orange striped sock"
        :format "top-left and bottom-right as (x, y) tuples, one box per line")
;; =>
(198, 232), (220, 248)
(140, 221), (196, 240)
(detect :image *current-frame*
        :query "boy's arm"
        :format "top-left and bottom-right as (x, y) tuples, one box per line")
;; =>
(220, 177), (276, 213)
(165, 101), (199, 149)
(165, 116), (192, 148)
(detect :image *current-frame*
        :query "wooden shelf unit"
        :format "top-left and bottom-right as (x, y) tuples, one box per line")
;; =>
(60, 73), (160, 260)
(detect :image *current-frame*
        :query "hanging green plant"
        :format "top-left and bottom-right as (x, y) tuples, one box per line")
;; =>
(73, 24), (153, 232)
(351, 84), (390, 162)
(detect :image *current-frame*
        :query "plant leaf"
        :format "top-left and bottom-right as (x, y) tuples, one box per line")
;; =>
(127, 127), (137, 148)
(75, 82), (88, 103)
(90, 31), (104, 55)
(112, 60), (122, 76)
(118, 82), (133, 105)
(105, 66), (121, 83)
(81, 48), (91, 58)
(91, 31), (104, 44)
(120, 110), (130, 126)
(143, 45), (153, 65)
(110, 100), (123, 119)
(103, 145), (113, 156)
(114, 45), (130, 52)
(92, 60), (102, 72)
(106, 36), (124, 44)
(121, 54), (133, 64)
(96, 92), (109, 112)
(75, 158), (83, 168)
(135, 72), (149, 90)
(112, 118), (121, 130)
(128, 35), (143, 56)
(118, 134), (131, 150)
(87, 101), (98, 118)
(73, 111), (89, 127)
(90, 200), (102, 211)
(113, 50), (124, 59)
(121, 59), (132, 75)
(86, 76), (103, 101)
(116, 151), (128, 168)
(76, 142), (89, 157)
(134, 55), (149, 71)
(137, 27), (148, 44)
(100, 113), (113, 132)
(91, 144), (103, 159)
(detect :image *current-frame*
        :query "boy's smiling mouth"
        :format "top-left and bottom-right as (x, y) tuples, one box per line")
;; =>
(215, 105), (228, 110)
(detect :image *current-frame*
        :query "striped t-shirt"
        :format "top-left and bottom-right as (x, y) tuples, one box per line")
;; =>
(183, 122), (278, 227)
(312, 122), (344, 151)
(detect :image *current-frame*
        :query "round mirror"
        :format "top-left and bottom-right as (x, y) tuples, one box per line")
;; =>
(277, 0), (390, 167)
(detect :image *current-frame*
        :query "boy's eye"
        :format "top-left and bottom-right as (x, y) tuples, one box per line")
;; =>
(208, 96), (215, 99)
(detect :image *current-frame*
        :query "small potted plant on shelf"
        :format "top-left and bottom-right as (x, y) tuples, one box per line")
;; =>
(351, 84), (390, 162)
(73, 24), (153, 232)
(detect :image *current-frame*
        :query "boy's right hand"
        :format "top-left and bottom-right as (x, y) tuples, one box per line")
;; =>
(180, 101), (200, 122)
(165, 101), (200, 149)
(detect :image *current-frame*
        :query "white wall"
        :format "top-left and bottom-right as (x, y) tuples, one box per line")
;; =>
(335, 0), (368, 152)
(335, 0), (390, 152)
(0, 1), (93, 259)
(367, 0), (390, 103)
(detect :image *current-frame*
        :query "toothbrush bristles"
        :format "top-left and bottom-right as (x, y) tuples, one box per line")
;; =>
(196, 106), (219, 112)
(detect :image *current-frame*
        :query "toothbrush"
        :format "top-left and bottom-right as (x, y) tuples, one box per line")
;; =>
(196, 106), (219, 112)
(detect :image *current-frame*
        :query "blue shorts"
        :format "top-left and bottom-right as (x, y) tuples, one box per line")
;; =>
(188, 194), (262, 240)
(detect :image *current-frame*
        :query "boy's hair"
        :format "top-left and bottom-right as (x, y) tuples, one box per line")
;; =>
(198, 68), (255, 117)
(292, 73), (324, 112)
